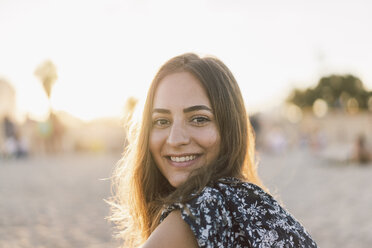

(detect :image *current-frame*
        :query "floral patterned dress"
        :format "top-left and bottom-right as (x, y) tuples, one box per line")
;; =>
(160, 177), (317, 248)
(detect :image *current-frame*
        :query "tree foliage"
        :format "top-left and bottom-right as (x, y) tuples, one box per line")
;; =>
(287, 74), (372, 110)
(34, 60), (58, 99)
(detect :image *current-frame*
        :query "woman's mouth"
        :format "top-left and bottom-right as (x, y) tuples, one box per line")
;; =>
(166, 154), (200, 167)
(169, 155), (197, 162)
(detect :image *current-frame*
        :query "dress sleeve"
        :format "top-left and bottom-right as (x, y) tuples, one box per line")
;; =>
(160, 187), (233, 248)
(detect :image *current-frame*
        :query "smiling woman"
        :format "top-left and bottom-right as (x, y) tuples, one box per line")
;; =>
(150, 72), (221, 188)
(109, 53), (318, 248)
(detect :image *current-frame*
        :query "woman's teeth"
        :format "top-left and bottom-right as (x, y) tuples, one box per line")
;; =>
(170, 155), (197, 162)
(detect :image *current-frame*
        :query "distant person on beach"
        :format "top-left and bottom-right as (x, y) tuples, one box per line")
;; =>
(352, 134), (371, 164)
(1, 116), (27, 158)
(110, 53), (318, 247)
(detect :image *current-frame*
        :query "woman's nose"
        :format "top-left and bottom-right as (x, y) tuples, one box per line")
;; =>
(166, 121), (190, 147)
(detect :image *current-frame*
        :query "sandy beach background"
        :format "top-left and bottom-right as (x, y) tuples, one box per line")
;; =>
(1, 150), (371, 247)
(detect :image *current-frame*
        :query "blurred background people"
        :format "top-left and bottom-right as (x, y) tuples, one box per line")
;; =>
(352, 134), (371, 164)
(1, 116), (27, 158)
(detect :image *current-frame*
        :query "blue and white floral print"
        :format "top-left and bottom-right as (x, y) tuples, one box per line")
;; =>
(160, 177), (317, 248)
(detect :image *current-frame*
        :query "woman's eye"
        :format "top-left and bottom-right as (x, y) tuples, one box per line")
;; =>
(191, 116), (210, 125)
(153, 119), (170, 127)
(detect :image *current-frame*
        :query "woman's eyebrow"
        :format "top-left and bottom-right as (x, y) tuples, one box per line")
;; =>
(152, 108), (170, 114)
(152, 105), (212, 114)
(183, 105), (212, 113)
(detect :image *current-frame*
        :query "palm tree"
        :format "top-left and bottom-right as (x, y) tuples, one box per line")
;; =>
(34, 60), (58, 116)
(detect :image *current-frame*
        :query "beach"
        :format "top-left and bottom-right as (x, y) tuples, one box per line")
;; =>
(0, 150), (371, 247)
(0, 153), (120, 248)
(259, 150), (372, 248)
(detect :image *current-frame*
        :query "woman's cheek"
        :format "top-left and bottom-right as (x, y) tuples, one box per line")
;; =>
(194, 127), (220, 147)
(150, 130), (167, 153)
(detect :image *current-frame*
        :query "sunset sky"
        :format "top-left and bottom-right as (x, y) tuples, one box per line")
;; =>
(1, 0), (371, 121)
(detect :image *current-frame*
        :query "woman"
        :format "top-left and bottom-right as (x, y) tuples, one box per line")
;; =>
(110, 53), (317, 247)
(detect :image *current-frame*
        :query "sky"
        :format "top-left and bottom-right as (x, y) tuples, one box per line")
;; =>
(1, 0), (371, 121)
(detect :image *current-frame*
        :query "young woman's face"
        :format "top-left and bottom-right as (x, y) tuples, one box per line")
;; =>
(150, 72), (221, 188)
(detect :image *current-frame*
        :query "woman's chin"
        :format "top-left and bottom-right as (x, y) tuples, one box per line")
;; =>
(168, 175), (189, 188)
(169, 180), (184, 188)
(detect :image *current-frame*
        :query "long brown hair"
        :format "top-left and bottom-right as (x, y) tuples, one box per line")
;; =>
(109, 53), (265, 247)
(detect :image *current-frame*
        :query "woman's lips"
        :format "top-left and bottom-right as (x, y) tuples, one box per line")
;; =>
(166, 154), (200, 167)
(170, 155), (197, 162)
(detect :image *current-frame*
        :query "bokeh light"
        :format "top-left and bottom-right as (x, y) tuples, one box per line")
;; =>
(313, 98), (328, 117)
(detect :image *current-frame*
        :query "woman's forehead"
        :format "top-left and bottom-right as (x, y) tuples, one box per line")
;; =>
(153, 72), (211, 109)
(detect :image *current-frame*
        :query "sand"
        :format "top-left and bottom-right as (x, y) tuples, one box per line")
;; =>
(0, 150), (371, 247)
(259, 149), (372, 248)
(0, 153), (120, 248)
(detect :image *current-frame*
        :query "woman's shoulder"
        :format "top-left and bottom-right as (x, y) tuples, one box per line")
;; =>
(161, 177), (270, 215)
(160, 177), (271, 226)
(160, 178), (238, 247)
(213, 176), (267, 194)
(204, 176), (273, 206)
